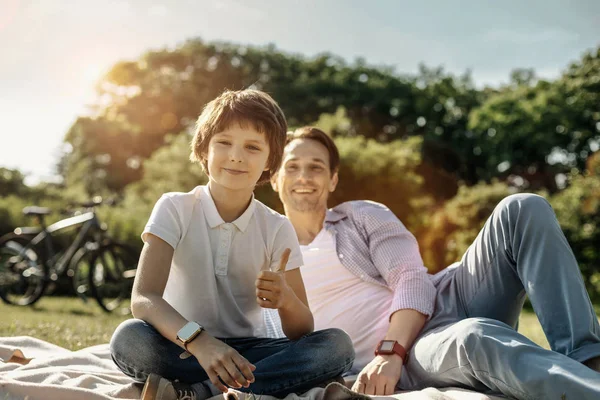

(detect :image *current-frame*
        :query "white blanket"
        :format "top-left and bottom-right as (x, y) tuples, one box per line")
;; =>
(0, 336), (507, 400)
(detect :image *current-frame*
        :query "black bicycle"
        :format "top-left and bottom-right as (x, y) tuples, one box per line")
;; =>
(0, 197), (137, 313)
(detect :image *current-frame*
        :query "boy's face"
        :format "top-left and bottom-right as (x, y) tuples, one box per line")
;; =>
(272, 138), (338, 213)
(205, 124), (270, 192)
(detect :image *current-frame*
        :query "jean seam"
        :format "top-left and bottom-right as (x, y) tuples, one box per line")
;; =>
(111, 351), (151, 382)
(470, 368), (539, 400)
(258, 356), (354, 396)
(414, 362), (537, 400)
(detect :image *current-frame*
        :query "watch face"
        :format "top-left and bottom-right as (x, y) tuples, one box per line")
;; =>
(178, 322), (201, 341)
(380, 340), (395, 352)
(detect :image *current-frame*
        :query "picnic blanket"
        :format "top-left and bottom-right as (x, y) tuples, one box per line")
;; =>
(0, 336), (507, 400)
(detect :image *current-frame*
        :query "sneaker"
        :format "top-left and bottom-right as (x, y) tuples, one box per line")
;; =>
(584, 356), (600, 373)
(142, 373), (211, 400)
(316, 375), (346, 388)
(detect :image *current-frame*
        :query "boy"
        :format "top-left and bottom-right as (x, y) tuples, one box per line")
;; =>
(110, 90), (354, 400)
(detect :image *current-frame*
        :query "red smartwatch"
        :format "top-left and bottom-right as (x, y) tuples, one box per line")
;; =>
(374, 340), (408, 363)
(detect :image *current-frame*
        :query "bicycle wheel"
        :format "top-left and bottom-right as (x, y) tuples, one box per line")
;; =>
(0, 233), (48, 306)
(88, 243), (137, 313)
(68, 246), (94, 303)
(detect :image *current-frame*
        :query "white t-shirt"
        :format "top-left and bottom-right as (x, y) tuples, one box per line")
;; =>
(300, 228), (392, 373)
(142, 185), (303, 338)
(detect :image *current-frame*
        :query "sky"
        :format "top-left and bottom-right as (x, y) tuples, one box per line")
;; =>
(1, 0), (599, 185)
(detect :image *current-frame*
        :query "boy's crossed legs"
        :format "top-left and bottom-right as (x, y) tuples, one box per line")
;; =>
(110, 320), (354, 399)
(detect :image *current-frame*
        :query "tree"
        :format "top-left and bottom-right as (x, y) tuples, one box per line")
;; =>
(0, 168), (28, 197)
(467, 47), (600, 192)
(60, 40), (430, 193)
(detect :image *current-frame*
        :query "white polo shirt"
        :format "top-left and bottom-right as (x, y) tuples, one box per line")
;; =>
(142, 185), (303, 338)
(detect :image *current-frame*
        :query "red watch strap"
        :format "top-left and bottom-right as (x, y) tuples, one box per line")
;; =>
(392, 342), (407, 362)
(374, 340), (408, 363)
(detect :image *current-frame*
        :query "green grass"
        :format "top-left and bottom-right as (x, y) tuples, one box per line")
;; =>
(0, 296), (131, 350)
(0, 297), (598, 351)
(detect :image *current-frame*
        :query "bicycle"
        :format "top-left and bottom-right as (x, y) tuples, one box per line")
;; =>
(0, 197), (137, 313)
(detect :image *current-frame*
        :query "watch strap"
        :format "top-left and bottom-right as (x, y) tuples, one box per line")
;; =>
(375, 340), (408, 363)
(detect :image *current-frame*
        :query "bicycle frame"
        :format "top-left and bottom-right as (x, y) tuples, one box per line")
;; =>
(26, 211), (103, 278)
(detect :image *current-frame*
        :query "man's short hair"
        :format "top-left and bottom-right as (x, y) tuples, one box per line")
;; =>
(190, 89), (288, 184)
(286, 126), (340, 175)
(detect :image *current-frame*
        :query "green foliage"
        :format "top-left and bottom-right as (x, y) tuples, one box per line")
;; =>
(419, 181), (513, 272)
(0, 168), (29, 197)
(550, 173), (600, 302)
(59, 40), (479, 193)
(332, 136), (433, 233)
(468, 47), (600, 191)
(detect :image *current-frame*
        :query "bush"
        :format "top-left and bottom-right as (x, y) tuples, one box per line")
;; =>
(550, 173), (600, 302)
(419, 181), (514, 272)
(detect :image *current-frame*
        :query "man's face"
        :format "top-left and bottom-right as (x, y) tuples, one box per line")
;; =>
(272, 138), (338, 213)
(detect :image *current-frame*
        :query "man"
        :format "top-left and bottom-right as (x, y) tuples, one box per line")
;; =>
(268, 126), (600, 399)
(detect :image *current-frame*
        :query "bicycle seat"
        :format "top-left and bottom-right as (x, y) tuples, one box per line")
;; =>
(23, 206), (51, 216)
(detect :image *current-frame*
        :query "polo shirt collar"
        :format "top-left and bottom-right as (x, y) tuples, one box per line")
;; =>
(198, 185), (256, 232)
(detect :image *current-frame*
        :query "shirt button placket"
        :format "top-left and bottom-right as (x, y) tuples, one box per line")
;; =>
(217, 225), (231, 275)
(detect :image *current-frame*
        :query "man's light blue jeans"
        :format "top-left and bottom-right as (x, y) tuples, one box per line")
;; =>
(401, 194), (600, 399)
(110, 322), (354, 398)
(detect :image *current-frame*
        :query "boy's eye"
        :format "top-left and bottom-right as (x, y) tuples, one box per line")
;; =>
(216, 140), (231, 146)
(286, 165), (298, 171)
(311, 166), (324, 172)
(247, 145), (261, 151)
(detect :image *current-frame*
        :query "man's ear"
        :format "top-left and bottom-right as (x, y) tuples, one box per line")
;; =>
(270, 174), (279, 192)
(329, 171), (339, 192)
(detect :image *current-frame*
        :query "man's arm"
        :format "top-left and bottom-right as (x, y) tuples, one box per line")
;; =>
(351, 202), (435, 395)
(351, 309), (426, 395)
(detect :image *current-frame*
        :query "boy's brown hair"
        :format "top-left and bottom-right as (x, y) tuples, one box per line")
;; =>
(286, 126), (340, 175)
(190, 89), (288, 184)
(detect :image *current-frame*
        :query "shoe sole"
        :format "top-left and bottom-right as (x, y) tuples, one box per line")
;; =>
(141, 374), (162, 400)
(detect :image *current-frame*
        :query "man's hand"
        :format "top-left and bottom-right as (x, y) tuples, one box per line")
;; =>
(255, 269), (294, 309)
(351, 355), (403, 396)
(191, 334), (256, 393)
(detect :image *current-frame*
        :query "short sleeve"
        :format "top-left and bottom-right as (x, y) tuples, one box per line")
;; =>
(142, 195), (182, 249)
(269, 219), (303, 272)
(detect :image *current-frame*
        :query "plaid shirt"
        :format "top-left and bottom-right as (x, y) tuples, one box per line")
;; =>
(265, 200), (437, 338)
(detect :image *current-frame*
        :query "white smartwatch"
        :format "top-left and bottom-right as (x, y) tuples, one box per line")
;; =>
(176, 321), (204, 351)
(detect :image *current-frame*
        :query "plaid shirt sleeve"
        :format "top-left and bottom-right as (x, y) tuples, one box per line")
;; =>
(357, 202), (436, 319)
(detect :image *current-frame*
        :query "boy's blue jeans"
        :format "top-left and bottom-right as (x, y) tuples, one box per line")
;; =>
(401, 194), (600, 399)
(110, 321), (354, 398)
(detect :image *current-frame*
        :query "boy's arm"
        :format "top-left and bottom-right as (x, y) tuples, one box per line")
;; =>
(257, 220), (313, 340)
(278, 268), (314, 339)
(256, 266), (314, 340)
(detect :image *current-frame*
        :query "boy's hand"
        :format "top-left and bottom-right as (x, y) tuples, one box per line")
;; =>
(191, 334), (256, 393)
(256, 248), (293, 309)
(255, 269), (294, 309)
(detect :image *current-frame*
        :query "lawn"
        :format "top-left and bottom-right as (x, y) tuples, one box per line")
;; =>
(0, 297), (131, 350)
(0, 297), (598, 350)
